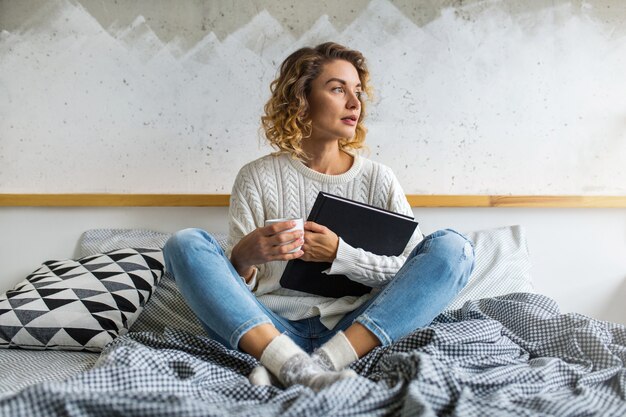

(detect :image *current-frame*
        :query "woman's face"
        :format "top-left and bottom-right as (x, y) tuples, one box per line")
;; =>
(306, 59), (362, 143)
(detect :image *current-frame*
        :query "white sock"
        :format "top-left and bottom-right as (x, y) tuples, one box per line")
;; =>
(248, 365), (278, 386)
(258, 333), (357, 391)
(259, 333), (303, 379)
(312, 331), (359, 371)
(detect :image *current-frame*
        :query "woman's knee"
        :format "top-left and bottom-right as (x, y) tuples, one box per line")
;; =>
(163, 228), (220, 260)
(422, 229), (475, 266)
(419, 229), (474, 291)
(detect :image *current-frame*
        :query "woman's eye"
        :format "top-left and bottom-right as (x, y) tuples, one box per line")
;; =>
(332, 87), (344, 93)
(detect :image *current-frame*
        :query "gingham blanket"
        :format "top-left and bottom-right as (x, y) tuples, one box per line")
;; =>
(1, 293), (625, 416)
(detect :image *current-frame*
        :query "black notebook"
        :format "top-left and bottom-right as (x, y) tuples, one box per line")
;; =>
(279, 191), (419, 298)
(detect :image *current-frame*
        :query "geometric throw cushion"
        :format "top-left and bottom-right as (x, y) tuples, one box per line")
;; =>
(0, 248), (164, 352)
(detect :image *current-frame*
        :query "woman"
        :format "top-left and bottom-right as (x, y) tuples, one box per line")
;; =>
(163, 42), (475, 391)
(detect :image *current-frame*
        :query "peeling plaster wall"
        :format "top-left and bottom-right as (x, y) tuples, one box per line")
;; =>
(1, 0), (626, 194)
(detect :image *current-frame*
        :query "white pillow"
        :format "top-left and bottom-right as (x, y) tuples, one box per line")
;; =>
(446, 225), (534, 311)
(78, 229), (172, 258)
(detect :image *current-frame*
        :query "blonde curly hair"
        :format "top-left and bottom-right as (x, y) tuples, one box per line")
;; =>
(261, 42), (372, 161)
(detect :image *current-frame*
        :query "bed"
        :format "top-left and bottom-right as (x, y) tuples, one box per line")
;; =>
(0, 226), (624, 416)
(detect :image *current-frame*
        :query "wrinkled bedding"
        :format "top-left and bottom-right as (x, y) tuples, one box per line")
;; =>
(1, 293), (624, 416)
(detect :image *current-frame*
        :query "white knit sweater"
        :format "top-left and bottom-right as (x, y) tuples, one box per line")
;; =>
(226, 153), (423, 329)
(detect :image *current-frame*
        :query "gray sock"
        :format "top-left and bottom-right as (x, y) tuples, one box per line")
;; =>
(259, 333), (357, 391)
(311, 348), (335, 371)
(280, 353), (357, 391)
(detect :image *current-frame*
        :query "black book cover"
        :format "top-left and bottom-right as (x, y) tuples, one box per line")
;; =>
(279, 191), (419, 298)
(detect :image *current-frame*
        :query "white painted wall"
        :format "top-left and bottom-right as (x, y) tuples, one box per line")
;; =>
(1, 0), (626, 194)
(1, 208), (624, 325)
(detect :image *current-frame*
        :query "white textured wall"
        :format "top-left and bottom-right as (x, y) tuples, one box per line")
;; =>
(1, 0), (626, 194)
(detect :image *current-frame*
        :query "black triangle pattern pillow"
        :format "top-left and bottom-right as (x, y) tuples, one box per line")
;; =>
(0, 248), (164, 352)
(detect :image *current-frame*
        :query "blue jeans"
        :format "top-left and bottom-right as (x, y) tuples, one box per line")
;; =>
(163, 228), (474, 353)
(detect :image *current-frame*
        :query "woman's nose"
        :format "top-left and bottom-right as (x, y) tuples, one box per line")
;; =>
(346, 92), (360, 110)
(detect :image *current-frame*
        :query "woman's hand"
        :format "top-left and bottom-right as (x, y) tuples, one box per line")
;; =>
(300, 221), (339, 263)
(230, 221), (304, 277)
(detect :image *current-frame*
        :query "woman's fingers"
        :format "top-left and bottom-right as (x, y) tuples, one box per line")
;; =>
(263, 220), (297, 236)
(274, 236), (304, 254)
(266, 235), (304, 260)
(269, 249), (304, 261)
(304, 221), (326, 232)
(262, 222), (304, 247)
(245, 222), (306, 263)
(272, 230), (304, 245)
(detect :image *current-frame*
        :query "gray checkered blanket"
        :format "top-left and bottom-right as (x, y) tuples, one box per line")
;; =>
(1, 293), (625, 416)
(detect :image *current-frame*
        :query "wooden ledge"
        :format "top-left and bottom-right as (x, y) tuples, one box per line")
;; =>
(1, 194), (626, 208)
(0, 194), (230, 207)
(406, 195), (626, 208)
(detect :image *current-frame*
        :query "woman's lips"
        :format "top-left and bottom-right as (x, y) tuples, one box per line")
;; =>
(341, 118), (357, 126)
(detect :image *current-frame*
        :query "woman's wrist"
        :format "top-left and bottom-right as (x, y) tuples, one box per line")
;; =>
(230, 246), (253, 279)
(239, 266), (257, 283)
(230, 257), (251, 277)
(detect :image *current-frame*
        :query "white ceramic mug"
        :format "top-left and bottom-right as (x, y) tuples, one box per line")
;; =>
(264, 218), (304, 253)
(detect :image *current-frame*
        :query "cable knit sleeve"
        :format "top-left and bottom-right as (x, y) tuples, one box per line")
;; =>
(226, 164), (270, 288)
(324, 170), (424, 288)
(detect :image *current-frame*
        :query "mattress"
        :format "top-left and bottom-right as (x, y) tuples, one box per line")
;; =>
(0, 349), (98, 398)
